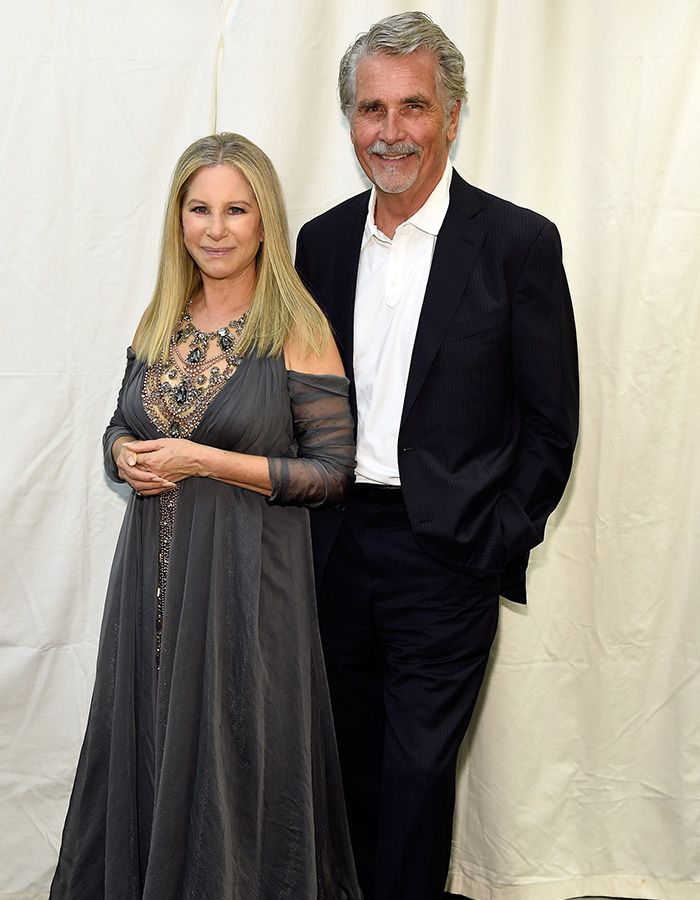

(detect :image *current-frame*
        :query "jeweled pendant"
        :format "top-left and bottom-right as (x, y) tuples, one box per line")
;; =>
(169, 422), (181, 437)
(192, 330), (208, 349)
(217, 331), (234, 351)
(173, 383), (188, 405)
(187, 346), (205, 365)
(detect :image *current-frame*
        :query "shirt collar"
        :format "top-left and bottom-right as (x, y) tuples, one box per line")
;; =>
(361, 160), (453, 248)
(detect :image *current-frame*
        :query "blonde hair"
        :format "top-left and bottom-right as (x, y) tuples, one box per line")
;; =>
(133, 132), (329, 364)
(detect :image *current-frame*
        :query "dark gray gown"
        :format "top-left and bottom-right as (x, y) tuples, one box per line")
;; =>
(49, 348), (360, 900)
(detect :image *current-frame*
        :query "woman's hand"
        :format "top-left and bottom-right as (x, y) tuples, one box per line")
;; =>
(119, 438), (203, 494)
(113, 437), (195, 496)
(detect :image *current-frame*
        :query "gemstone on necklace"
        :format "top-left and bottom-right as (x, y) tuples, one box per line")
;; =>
(210, 366), (220, 376)
(168, 369), (177, 379)
(196, 374), (207, 385)
(173, 383), (188, 405)
(187, 346), (205, 365)
(169, 422), (181, 438)
(218, 332), (234, 351)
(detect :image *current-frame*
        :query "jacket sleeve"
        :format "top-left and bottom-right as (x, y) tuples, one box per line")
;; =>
(267, 370), (355, 509)
(102, 348), (138, 483)
(497, 220), (579, 563)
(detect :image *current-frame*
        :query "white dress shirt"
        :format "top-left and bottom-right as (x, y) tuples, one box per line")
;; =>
(353, 162), (453, 485)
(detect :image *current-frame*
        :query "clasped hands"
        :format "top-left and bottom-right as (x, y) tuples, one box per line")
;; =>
(116, 438), (200, 497)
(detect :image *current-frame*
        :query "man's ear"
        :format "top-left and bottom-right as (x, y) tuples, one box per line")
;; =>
(446, 99), (461, 143)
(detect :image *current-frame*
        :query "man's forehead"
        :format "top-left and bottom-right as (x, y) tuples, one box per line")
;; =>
(354, 51), (439, 103)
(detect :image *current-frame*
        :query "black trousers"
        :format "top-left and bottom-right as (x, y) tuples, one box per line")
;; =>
(318, 496), (500, 900)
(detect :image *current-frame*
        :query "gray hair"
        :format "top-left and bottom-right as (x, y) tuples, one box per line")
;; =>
(338, 11), (467, 122)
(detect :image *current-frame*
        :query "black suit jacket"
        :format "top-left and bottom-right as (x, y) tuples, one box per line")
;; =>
(295, 170), (579, 603)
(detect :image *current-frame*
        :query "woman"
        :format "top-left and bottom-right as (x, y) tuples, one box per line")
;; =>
(50, 133), (360, 900)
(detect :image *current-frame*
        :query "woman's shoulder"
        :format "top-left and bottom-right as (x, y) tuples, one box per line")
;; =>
(283, 326), (345, 378)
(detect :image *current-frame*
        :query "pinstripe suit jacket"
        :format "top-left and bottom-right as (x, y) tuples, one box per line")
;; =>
(295, 170), (579, 603)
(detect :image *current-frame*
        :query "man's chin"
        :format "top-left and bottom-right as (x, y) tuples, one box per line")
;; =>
(368, 163), (419, 195)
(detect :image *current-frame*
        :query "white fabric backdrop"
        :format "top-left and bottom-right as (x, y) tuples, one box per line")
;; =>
(1, 1), (699, 898)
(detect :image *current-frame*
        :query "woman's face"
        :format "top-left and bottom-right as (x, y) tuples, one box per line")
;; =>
(181, 165), (263, 290)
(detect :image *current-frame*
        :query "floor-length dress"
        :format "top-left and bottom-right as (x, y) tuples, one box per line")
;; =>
(49, 347), (361, 900)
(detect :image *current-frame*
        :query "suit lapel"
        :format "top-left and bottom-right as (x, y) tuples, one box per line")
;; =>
(401, 174), (486, 426)
(330, 195), (367, 412)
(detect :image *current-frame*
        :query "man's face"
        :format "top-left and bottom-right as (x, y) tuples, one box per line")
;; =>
(350, 50), (460, 204)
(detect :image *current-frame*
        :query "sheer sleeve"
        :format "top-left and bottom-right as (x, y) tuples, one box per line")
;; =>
(267, 371), (356, 508)
(102, 347), (138, 483)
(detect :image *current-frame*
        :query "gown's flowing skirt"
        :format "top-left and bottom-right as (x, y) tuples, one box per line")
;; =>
(49, 351), (360, 900)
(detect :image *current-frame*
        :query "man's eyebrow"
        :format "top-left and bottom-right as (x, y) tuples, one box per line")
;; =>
(357, 98), (384, 109)
(356, 94), (431, 109)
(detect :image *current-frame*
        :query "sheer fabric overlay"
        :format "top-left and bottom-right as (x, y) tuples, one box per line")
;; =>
(268, 372), (355, 507)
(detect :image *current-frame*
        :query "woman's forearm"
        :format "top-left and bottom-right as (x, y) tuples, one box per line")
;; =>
(194, 444), (273, 496)
(119, 438), (273, 496)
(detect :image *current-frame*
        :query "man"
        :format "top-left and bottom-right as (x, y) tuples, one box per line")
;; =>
(295, 12), (578, 900)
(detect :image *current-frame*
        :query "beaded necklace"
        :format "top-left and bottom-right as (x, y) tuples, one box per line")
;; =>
(142, 299), (248, 439)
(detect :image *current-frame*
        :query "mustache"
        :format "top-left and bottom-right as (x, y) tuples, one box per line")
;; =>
(367, 141), (421, 157)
